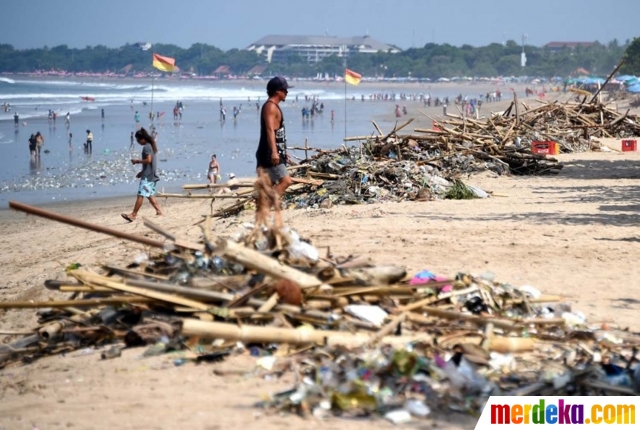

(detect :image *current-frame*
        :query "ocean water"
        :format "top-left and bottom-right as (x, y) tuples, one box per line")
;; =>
(0, 77), (453, 206)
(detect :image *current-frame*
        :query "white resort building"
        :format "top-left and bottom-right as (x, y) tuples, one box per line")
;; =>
(246, 35), (400, 64)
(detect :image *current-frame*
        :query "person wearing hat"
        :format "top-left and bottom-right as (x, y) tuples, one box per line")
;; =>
(256, 76), (293, 198)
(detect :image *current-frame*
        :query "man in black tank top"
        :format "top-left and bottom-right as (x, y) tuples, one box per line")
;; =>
(256, 76), (293, 196)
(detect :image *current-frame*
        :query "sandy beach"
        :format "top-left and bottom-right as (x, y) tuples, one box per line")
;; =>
(1, 145), (639, 429)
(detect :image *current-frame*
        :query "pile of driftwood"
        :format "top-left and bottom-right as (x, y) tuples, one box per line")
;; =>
(345, 97), (640, 176)
(165, 98), (640, 214)
(2, 181), (640, 421)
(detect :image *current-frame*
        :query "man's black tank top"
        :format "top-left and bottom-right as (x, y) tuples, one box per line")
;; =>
(256, 100), (286, 168)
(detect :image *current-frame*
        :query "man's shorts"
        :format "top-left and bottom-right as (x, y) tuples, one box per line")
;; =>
(264, 164), (289, 184)
(137, 178), (157, 198)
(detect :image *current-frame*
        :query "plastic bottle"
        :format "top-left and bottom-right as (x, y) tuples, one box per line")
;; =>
(405, 399), (431, 417)
(211, 256), (225, 273)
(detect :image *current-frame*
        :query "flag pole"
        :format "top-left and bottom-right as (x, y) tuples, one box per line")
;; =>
(150, 52), (155, 124)
(343, 48), (348, 139)
(151, 77), (154, 124)
(344, 72), (347, 140)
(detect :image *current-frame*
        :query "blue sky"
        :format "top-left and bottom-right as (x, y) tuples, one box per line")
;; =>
(1, 0), (637, 50)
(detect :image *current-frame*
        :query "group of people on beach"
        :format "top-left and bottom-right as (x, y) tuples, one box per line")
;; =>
(218, 99), (243, 123)
(173, 101), (184, 120)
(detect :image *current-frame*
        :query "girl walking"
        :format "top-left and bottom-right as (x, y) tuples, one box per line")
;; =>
(121, 128), (162, 222)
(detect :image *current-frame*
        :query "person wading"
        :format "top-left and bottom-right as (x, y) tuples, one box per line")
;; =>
(208, 154), (221, 184)
(256, 76), (293, 202)
(121, 128), (162, 222)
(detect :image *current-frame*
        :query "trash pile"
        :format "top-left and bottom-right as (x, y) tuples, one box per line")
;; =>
(287, 148), (491, 209)
(416, 101), (640, 155)
(175, 99), (640, 214)
(3, 193), (640, 424)
(172, 153), (489, 215)
(344, 98), (640, 175)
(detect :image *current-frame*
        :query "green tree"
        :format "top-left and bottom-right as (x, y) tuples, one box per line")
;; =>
(316, 55), (345, 76)
(0, 40), (628, 78)
(621, 37), (640, 75)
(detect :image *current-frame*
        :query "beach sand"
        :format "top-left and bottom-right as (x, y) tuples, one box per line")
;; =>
(1, 147), (639, 429)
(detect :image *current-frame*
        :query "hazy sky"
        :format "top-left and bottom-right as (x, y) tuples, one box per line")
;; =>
(1, 0), (637, 51)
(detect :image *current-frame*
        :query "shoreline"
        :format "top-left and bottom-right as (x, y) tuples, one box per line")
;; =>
(4, 73), (537, 92)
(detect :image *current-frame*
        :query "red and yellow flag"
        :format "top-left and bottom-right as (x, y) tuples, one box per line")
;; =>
(345, 68), (362, 86)
(152, 53), (176, 73)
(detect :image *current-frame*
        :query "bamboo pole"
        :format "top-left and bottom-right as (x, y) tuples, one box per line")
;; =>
(323, 265), (407, 286)
(183, 183), (254, 190)
(488, 337), (535, 353)
(381, 118), (414, 141)
(158, 193), (244, 199)
(101, 264), (171, 281)
(368, 312), (407, 346)
(181, 319), (429, 348)
(589, 59), (624, 104)
(0, 296), (153, 309)
(372, 121), (384, 136)
(291, 177), (324, 186)
(9, 201), (164, 249)
(72, 270), (224, 314)
(125, 278), (375, 330)
(59, 286), (113, 293)
(215, 238), (327, 290)
(343, 135), (376, 142)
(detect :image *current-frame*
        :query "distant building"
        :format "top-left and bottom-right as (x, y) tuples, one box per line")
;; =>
(247, 34), (400, 64)
(544, 41), (595, 52)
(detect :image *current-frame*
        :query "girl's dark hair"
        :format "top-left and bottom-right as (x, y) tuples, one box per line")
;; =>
(135, 127), (157, 153)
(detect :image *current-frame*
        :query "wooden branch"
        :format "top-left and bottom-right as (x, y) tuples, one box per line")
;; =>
(181, 319), (427, 348)
(0, 296), (153, 309)
(214, 238), (327, 290)
(9, 201), (164, 249)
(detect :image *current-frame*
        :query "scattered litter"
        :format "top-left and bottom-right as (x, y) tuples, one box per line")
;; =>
(3, 179), (640, 426)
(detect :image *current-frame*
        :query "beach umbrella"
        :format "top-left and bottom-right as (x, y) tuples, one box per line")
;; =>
(627, 84), (640, 93)
(625, 78), (639, 86)
(617, 75), (637, 82)
(585, 77), (605, 85)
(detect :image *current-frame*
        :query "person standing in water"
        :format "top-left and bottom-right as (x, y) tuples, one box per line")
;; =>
(129, 131), (135, 150)
(68, 132), (73, 150)
(121, 128), (162, 222)
(208, 154), (220, 184)
(35, 132), (44, 157)
(14, 112), (19, 127)
(28, 133), (37, 158)
(85, 129), (93, 153)
(256, 77), (293, 199)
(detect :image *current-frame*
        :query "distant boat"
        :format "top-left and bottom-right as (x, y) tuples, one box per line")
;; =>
(80, 96), (95, 102)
